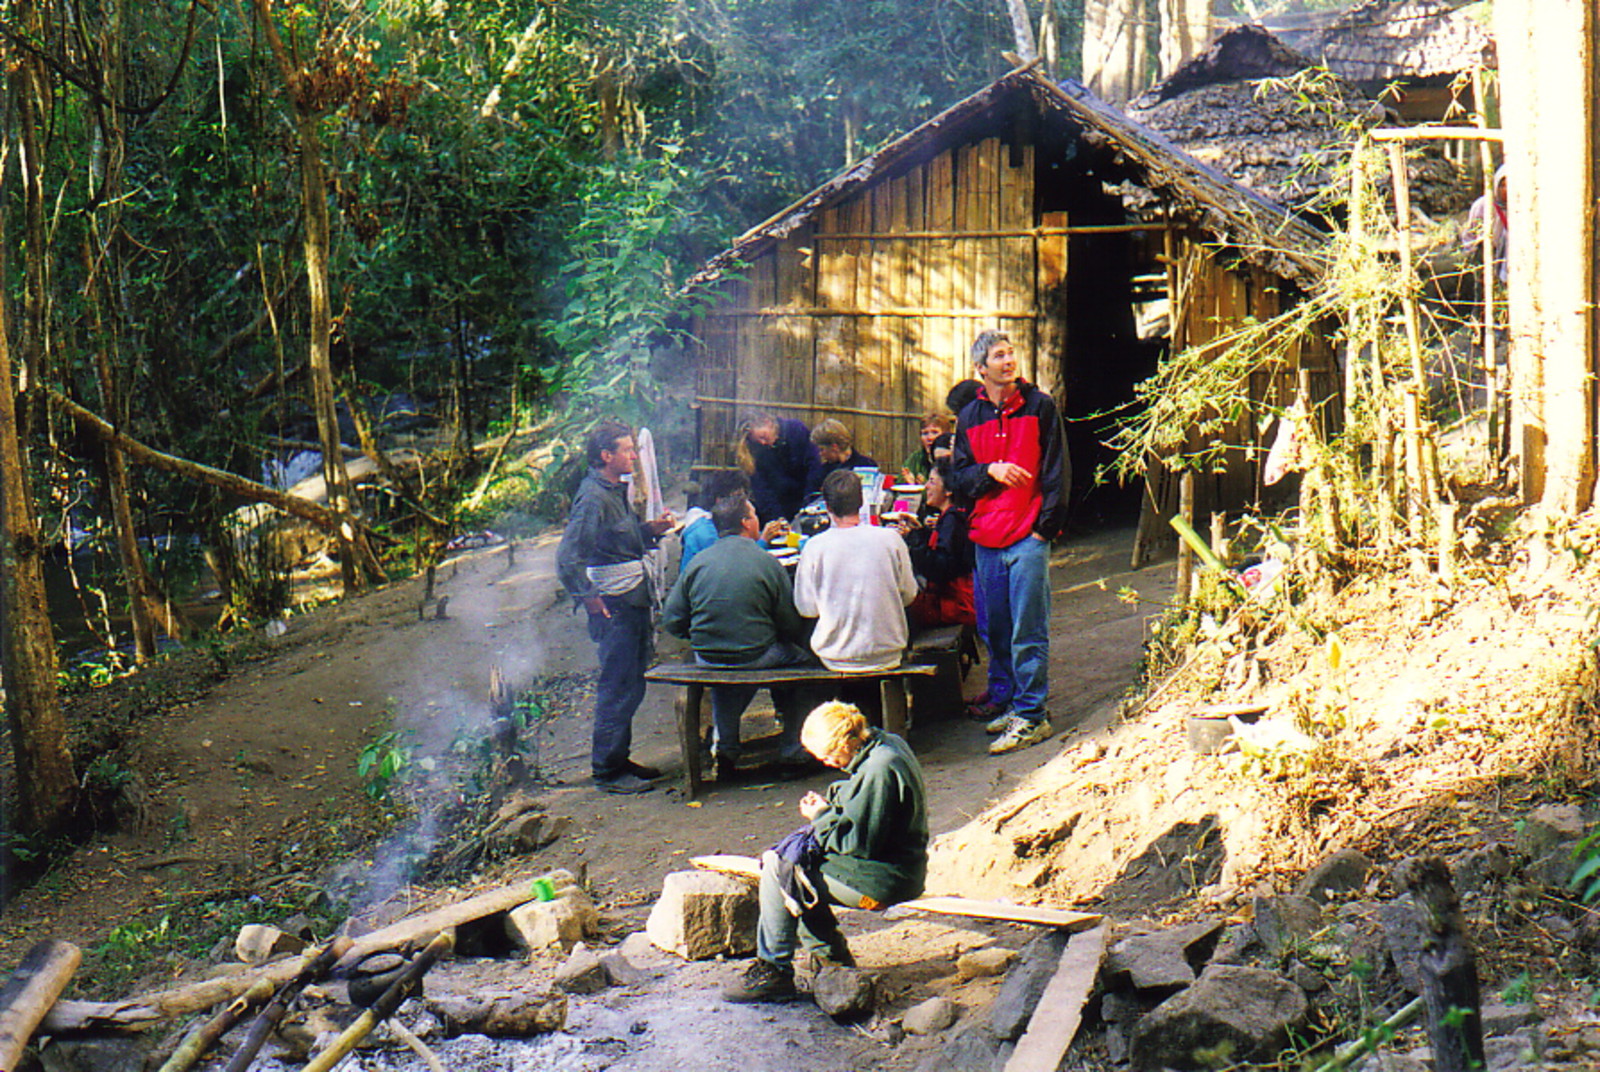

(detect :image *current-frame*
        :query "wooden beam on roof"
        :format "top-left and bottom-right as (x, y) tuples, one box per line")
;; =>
(813, 223), (1172, 240)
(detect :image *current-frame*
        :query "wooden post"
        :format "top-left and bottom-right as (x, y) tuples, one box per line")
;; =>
(1344, 147), (1366, 420)
(1403, 389), (1428, 573)
(1208, 512), (1227, 566)
(681, 684), (705, 801)
(1436, 501), (1457, 586)
(1174, 470), (1195, 603)
(1399, 857), (1485, 1072)
(0, 940), (80, 1070)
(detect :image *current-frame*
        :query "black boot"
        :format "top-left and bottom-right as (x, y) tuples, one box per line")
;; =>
(722, 959), (798, 1003)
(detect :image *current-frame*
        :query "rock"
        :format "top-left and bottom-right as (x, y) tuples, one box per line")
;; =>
(916, 1023), (1001, 1072)
(1129, 965), (1309, 1071)
(278, 912), (319, 940)
(1485, 1027), (1542, 1071)
(644, 870), (758, 960)
(555, 943), (612, 994)
(1481, 1001), (1541, 1035)
(1378, 899), (1429, 993)
(235, 923), (307, 963)
(1100, 991), (1148, 1023)
(1353, 1049), (1430, 1072)
(427, 988), (568, 1037)
(1169, 918), (1227, 967)
(619, 929), (681, 971)
(955, 945), (1017, 980)
(902, 996), (958, 1035)
(990, 930), (1068, 1041)
(493, 812), (547, 853)
(505, 891), (599, 953)
(1452, 844), (1513, 896)
(539, 815), (573, 847)
(40, 1037), (154, 1072)
(1289, 961), (1327, 993)
(1514, 804), (1585, 858)
(813, 964), (876, 1021)
(600, 950), (647, 987)
(1105, 932), (1196, 997)
(1526, 849), (1576, 890)
(1253, 894), (1325, 956)
(1295, 848), (1374, 902)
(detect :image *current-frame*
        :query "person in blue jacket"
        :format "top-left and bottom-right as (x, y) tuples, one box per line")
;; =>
(737, 412), (823, 526)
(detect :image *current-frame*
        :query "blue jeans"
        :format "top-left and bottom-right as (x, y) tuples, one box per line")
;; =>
(756, 852), (869, 970)
(974, 534), (1051, 723)
(588, 597), (653, 780)
(696, 642), (811, 762)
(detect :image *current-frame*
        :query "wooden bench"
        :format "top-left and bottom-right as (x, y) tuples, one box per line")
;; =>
(644, 661), (938, 799)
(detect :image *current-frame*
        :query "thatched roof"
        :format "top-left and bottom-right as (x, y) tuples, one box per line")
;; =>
(1270, 0), (1495, 85)
(1130, 25), (1476, 219)
(687, 66), (1330, 291)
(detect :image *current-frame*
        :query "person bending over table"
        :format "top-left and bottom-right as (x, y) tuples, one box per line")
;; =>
(737, 412), (822, 526)
(722, 700), (928, 1003)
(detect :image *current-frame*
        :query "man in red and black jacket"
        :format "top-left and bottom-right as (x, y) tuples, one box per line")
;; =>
(949, 329), (1070, 755)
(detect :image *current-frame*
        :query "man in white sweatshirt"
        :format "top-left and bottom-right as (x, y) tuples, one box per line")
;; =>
(794, 469), (919, 672)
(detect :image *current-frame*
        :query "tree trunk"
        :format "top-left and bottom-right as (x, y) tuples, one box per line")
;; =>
(85, 0), (184, 659)
(0, 171), (77, 840)
(1158, 0), (1211, 80)
(1083, 0), (1148, 104)
(1495, 0), (1597, 511)
(251, 0), (369, 594)
(1006, 0), (1039, 62)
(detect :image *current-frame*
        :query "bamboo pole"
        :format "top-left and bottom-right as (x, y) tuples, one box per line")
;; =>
(0, 940), (80, 1070)
(1368, 127), (1504, 142)
(810, 222), (1174, 240)
(155, 978), (274, 1072)
(301, 932), (454, 1072)
(1385, 141), (1427, 387)
(693, 396), (926, 422)
(221, 938), (351, 1072)
(1344, 147), (1366, 417)
(1404, 389), (1428, 573)
(1471, 67), (1502, 465)
(1174, 470), (1195, 602)
(1313, 997), (1424, 1072)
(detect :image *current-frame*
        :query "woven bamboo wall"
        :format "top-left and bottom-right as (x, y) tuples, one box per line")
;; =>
(694, 136), (1056, 469)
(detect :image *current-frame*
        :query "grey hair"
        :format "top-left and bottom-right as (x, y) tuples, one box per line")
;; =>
(970, 329), (1011, 367)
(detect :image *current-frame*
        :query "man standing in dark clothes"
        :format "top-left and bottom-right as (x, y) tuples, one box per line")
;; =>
(950, 329), (1069, 756)
(740, 413), (823, 524)
(557, 421), (677, 794)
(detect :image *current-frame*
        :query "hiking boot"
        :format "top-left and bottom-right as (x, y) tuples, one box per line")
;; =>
(985, 711), (1019, 735)
(593, 772), (656, 795)
(722, 959), (798, 1003)
(989, 717), (1053, 755)
(623, 759), (662, 781)
(713, 752), (740, 783)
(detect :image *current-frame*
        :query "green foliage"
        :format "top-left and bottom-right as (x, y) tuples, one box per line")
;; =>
(358, 728), (414, 802)
(1570, 826), (1600, 904)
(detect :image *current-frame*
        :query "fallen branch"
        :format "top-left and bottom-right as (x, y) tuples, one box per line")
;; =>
(1313, 997), (1423, 1072)
(44, 876), (545, 1033)
(0, 939), (81, 1069)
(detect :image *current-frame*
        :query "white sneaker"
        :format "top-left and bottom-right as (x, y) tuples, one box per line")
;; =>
(989, 717), (1053, 755)
(985, 711), (1017, 735)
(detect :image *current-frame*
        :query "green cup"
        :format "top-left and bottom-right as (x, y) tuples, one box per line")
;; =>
(532, 877), (556, 902)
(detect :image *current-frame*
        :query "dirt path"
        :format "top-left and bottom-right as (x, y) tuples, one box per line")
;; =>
(0, 522), (1171, 1061)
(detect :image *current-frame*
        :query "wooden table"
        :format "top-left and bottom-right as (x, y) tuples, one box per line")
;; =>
(643, 661), (938, 799)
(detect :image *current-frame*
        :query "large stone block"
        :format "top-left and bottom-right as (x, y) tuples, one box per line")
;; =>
(1130, 965), (1308, 1071)
(504, 889), (599, 953)
(644, 870), (758, 960)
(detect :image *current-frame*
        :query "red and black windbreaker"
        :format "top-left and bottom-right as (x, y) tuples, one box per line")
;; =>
(949, 381), (1070, 548)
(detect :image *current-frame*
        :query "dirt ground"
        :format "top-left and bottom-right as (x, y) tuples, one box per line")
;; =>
(0, 519), (1172, 1066)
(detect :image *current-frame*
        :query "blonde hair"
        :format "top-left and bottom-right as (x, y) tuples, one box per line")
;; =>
(810, 418), (852, 451)
(801, 701), (871, 759)
(735, 412), (779, 475)
(921, 412), (952, 433)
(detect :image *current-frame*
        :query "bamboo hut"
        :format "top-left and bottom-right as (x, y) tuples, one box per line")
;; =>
(1129, 25), (1476, 220)
(1265, 0), (1495, 121)
(684, 65), (1334, 540)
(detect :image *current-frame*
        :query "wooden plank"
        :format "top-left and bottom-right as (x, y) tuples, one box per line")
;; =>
(0, 940), (81, 1069)
(1003, 924), (1109, 1072)
(926, 149), (957, 396)
(884, 897), (1103, 930)
(646, 662), (940, 686)
(691, 854), (762, 881)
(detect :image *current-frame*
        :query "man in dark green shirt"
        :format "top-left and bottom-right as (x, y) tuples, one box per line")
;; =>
(662, 491), (812, 778)
(724, 701), (928, 1004)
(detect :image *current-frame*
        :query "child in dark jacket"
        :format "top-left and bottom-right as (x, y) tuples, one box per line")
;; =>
(897, 460), (975, 629)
